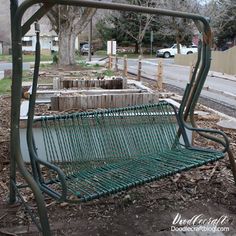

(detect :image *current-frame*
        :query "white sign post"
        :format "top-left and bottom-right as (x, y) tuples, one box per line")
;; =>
(107, 40), (117, 55)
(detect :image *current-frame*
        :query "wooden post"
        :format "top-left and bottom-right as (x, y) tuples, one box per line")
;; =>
(110, 55), (113, 69)
(137, 55), (142, 81)
(115, 55), (118, 72)
(108, 55), (112, 69)
(189, 62), (195, 82)
(53, 77), (61, 90)
(123, 55), (127, 77)
(4, 69), (12, 78)
(157, 59), (163, 91)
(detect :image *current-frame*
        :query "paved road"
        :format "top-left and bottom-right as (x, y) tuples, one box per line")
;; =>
(0, 62), (31, 71)
(0, 62), (31, 79)
(126, 58), (236, 109)
(1, 58), (235, 109)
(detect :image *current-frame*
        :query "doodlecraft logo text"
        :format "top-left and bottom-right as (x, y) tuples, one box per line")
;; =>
(171, 213), (230, 233)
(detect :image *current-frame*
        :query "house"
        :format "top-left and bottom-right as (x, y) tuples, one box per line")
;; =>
(0, 40), (11, 55)
(0, 1), (82, 55)
(23, 21), (79, 54)
(22, 34), (60, 54)
(22, 34), (79, 54)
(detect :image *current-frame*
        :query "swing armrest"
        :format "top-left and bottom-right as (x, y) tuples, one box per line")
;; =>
(184, 124), (229, 153)
(35, 158), (68, 201)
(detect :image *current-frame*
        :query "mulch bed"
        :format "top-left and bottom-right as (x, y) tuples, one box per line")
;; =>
(0, 76), (236, 235)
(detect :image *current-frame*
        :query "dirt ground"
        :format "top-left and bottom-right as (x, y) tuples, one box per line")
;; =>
(0, 74), (236, 235)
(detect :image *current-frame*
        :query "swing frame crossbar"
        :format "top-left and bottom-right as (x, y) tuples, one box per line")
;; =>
(9, 1), (236, 235)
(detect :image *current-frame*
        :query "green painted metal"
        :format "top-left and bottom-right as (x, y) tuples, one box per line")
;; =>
(27, 23), (41, 181)
(179, 40), (202, 117)
(9, 0), (18, 205)
(228, 149), (236, 182)
(37, 102), (225, 202)
(11, 181), (42, 231)
(189, 45), (212, 116)
(10, 0), (236, 235)
(22, 3), (55, 36)
(10, 17), (51, 235)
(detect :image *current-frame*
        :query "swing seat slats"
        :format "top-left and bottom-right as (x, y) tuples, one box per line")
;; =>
(35, 101), (225, 201)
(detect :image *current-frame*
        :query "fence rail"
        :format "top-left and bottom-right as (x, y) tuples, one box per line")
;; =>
(107, 55), (164, 91)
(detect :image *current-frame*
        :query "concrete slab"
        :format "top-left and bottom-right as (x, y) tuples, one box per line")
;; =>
(36, 99), (50, 104)
(195, 111), (210, 116)
(209, 71), (236, 82)
(20, 101), (29, 117)
(217, 119), (236, 130)
(163, 98), (180, 108)
(86, 60), (106, 66)
(22, 81), (32, 87)
(127, 79), (153, 92)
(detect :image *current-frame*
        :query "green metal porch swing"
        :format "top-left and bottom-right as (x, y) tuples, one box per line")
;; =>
(9, 0), (236, 235)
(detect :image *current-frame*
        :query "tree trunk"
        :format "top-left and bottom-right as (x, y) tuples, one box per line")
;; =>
(138, 42), (143, 55)
(46, 6), (96, 66)
(176, 32), (184, 54)
(176, 40), (181, 54)
(135, 42), (139, 54)
(134, 41), (143, 54)
(58, 27), (76, 65)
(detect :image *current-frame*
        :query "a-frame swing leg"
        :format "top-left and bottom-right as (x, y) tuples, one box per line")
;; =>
(11, 172), (52, 236)
(227, 148), (236, 184)
(9, 0), (51, 233)
(25, 176), (52, 235)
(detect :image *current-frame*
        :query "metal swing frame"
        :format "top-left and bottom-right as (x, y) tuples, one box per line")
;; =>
(9, 1), (236, 235)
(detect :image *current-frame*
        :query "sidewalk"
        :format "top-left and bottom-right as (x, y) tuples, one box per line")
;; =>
(208, 71), (236, 82)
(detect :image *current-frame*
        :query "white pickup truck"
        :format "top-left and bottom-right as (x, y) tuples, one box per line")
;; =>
(156, 44), (198, 58)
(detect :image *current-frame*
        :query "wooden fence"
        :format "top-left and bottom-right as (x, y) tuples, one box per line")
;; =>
(107, 55), (164, 91)
(174, 46), (236, 75)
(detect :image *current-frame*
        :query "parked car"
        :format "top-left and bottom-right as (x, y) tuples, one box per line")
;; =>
(156, 44), (198, 58)
(80, 43), (94, 55)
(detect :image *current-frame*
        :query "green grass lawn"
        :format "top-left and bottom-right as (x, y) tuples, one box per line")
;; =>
(0, 78), (11, 95)
(0, 78), (12, 95)
(0, 54), (54, 62)
(0, 54), (85, 63)
(0, 52), (157, 63)
(23, 54), (53, 62)
(0, 75), (33, 95)
(0, 55), (12, 62)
